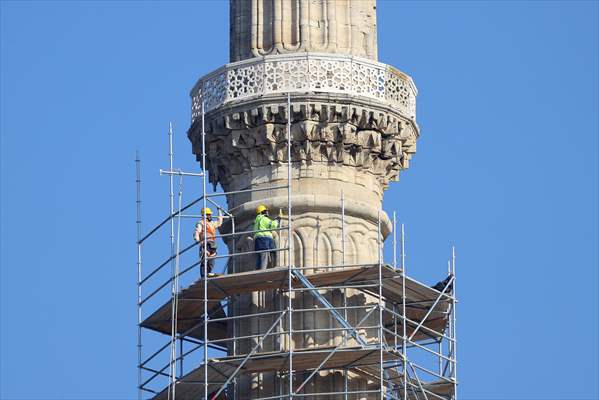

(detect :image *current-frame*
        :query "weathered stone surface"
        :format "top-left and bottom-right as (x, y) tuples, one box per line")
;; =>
(230, 0), (378, 62)
(188, 99), (418, 193)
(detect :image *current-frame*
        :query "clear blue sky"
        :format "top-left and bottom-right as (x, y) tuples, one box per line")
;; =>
(1, 1), (597, 399)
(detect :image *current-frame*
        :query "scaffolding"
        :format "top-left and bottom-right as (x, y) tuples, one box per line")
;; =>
(135, 95), (458, 400)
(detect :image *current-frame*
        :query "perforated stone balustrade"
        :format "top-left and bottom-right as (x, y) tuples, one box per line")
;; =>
(190, 53), (417, 122)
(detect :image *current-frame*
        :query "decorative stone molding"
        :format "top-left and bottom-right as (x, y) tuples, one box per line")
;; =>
(188, 100), (417, 192)
(220, 194), (392, 244)
(190, 53), (417, 121)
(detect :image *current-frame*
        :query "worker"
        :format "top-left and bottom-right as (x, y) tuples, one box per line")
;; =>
(431, 275), (454, 293)
(254, 204), (280, 270)
(194, 207), (223, 278)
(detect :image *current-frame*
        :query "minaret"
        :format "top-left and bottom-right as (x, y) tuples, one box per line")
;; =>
(188, 1), (419, 398)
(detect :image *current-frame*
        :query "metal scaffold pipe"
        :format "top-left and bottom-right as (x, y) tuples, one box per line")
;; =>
(135, 151), (142, 400)
(393, 212), (397, 270)
(452, 245), (458, 400)
(160, 169), (205, 177)
(167, 123), (177, 400)
(401, 223), (407, 400)
(286, 92), (293, 399)
(201, 99), (209, 400)
(377, 210), (383, 399)
(341, 190), (345, 267)
(447, 258), (452, 380)
(342, 191), (348, 350)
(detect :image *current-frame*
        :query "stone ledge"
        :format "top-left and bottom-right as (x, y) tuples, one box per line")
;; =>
(188, 99), (418, 191)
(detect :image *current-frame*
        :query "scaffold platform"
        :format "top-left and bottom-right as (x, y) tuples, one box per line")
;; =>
(141, 264), (451, 343)
(153, 347), (453, 400)
(152, 345), (452, 400)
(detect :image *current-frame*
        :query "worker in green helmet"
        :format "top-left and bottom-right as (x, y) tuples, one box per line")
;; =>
(254, 204), (280, 270)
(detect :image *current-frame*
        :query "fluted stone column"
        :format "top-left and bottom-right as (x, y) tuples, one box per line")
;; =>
(188, 1), (419, 398)
(230, 0), (378, 62)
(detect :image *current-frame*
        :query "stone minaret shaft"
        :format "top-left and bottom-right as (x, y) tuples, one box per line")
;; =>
(188, 1), (419, 398)
(230, 0), (378, 62)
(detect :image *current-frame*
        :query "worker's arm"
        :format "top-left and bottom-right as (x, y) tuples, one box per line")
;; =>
(270, 216), (279, 230)
(214, 211), (224, 229)
(193, 222), (203, 242)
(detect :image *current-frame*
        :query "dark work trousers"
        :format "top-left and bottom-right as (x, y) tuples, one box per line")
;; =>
(254, 236), (275, 270)
(199, 240), (217, 277)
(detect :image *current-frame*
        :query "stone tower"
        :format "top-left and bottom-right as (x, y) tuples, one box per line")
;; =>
(188, 1), (419, 398)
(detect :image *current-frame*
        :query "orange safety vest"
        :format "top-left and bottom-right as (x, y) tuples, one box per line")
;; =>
(198, 220), (217, 242)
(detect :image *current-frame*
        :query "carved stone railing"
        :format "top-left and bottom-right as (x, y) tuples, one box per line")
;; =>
(190, 53), (417, 123)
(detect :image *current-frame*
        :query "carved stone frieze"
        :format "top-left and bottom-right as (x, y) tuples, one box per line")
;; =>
(188, 100), (417, 192)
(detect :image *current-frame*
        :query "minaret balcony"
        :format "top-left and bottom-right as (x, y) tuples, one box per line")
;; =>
(190, 52), (417, 123)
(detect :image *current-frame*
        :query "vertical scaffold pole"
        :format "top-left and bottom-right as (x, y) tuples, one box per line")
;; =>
(135, 152), (142, 400)
(287, 92), (293, 399)
(232, 213), (237, 359)
(179, 339), (184, 383)
(341, 191), (348, 348)
(170, 175), (184, 400)
(438, 339), (443, 377)
(452, 246), (458, 400)
(401, 223), (407, 400)
(393, 302), (398, 348)
(393, 211), (398, 397)
(439, 255), (448, 378)
(393, 211), (397, 270)
(377, 210), (383, 399)
(341, 191), (349, 392)
(169, 123), (175, 279)
(446, 259), (451, 378)
(168, 123), (177, 399)
(344, 369), (348, 400)
(341, 190), (345, 266)
(201, 99), (209, 400)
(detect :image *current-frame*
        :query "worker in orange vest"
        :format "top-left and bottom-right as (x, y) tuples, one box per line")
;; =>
(194, 207), (223, 278)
